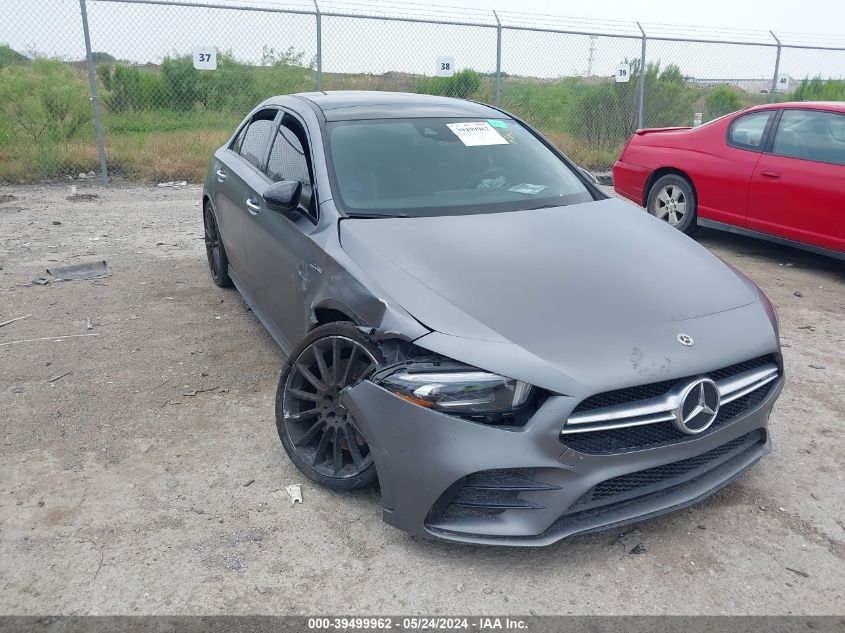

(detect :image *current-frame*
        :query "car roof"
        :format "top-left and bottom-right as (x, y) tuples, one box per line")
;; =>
(749, 101), (845, 113)
(276, 91), (509, 121)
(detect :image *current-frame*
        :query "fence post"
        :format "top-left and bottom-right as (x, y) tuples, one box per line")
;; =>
(769, 31), (781, 104)
(79, 0), (108, 185)
(636, 22), (647, 130)
(313, 0), (323, 91)
(493, 10), (502, 107)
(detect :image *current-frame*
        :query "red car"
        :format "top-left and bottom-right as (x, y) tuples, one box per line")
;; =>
(613, 101), (845, 259)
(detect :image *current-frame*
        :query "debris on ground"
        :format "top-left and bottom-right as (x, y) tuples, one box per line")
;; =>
(808, 364), (825, 369)
(47, 260), (112, 281)
(157, 181), (188, 188)
(47, 370), (72, 383)
(615, 529), (645, 554)
(165, 478), (179, 489)
(66, 194), (99, 202)
(31, 277), (50, 286)
(794, 291), (803, 297)
(243, 479), (255, 487)
(285, 484), (303, 506)
(786, 567), (810, 578)
(180, 386), (219, 397)
(0, 314), (31, 329)
(86, 317), (93, 331)
(0, 333), (99, 347)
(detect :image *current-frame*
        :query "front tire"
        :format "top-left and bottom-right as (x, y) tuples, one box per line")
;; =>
(275, 322), (384, 491)
(647, 174), (698, 235)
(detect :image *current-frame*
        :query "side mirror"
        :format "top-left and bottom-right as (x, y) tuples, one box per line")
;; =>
(264, 180), (303, 213)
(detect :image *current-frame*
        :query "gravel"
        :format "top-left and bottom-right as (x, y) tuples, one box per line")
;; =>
(0, 181), (843, 615)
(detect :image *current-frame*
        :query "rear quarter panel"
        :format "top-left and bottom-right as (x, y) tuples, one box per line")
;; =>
(620, 117), (762, 227)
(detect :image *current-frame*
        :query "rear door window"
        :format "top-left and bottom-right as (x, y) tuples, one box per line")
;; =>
(771, 109), (845, 166)
(232, 109), (277, 169)
(727, 111), (774, 151)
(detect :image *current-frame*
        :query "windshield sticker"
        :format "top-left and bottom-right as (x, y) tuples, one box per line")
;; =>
(446, 121), (509, 146)
(508, 183), (548, 195)
(487, 119), (508, 129)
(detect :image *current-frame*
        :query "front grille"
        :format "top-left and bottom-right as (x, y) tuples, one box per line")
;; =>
(562, 380), (772, 454)
(572, 379), (676, 414)
(567, 429), (765, 513)
(561, 354), (778, 454)
(571, 355), (774, 415)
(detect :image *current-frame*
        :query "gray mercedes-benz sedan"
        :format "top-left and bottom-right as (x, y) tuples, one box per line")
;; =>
(202, 91), (783, 545)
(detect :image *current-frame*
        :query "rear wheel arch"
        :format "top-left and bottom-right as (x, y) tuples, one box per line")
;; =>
(643, 167), (697, 207)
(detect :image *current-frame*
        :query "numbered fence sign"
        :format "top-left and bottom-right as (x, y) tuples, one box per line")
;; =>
(193, 47), (217, 70)
(776, 73), (790, 92)
(615, 63), (630, 83)
(436, 56), (455, 77)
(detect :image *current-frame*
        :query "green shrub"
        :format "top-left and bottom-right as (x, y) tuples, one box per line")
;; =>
(566, 60), (696, 149)
(91, 51), (117, 63)
(98, 64), (162, 111)
(0, 58), (91, 143)
(416, 69), (481, 99)
(704, 85), (743, 120)
(0, 44), (28, 67)
(790, 77), (845, 101)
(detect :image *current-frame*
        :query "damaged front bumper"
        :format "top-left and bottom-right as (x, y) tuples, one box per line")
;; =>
(341, 376), (782, 546)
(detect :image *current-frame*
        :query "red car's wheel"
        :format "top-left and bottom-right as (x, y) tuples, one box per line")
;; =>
(647, 174), (698, 235)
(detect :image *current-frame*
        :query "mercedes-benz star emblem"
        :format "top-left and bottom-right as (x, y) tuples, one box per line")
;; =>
(677, 333), (695, 346)
(673, 378), (720, 435)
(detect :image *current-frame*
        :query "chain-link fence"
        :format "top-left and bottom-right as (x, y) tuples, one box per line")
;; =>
(2, 0), (844, 183)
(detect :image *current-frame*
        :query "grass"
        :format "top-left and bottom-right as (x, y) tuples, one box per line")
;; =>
(1, 50), (838, 183)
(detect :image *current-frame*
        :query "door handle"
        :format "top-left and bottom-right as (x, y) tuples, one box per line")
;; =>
(245, 197), (260, 215)
(760, 170), (781, 179)
(215, 168), (227, 182)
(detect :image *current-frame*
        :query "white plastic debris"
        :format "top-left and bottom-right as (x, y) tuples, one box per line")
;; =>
(285, 484), (303, 506)
(157, 180), (188, 188)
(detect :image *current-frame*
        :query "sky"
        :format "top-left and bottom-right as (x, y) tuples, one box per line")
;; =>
(3, 0), (845, 81)
(427, 0), (845, 42)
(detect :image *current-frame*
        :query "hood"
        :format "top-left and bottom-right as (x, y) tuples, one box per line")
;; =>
(339, 198), (763, 391)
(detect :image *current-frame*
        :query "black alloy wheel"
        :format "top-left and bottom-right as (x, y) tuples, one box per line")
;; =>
(276, 323), (384, 490)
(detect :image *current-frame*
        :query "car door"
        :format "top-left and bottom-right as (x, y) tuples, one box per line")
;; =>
(241, 112), (323, 353)
(213, 108), (279, 292)
(700, 109), (776, 227)
(747, 108), (845, 252)
(209, 123), (249, 274)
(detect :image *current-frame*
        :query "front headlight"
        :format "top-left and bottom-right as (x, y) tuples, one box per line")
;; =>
(378, 365), (534, 414)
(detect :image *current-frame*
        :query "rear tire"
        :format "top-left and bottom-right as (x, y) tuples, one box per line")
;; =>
(203, 202), (232, 287)
(275, 322), (384, 491)
(646, 174), (698, 235)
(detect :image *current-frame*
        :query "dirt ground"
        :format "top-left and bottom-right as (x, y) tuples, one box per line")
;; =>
(0, 182), (843, 616)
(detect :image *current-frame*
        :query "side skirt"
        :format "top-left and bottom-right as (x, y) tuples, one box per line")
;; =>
(698, 219), (845, 261)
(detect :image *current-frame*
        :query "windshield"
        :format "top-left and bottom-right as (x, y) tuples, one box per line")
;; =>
(326, 117), (595, 217)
